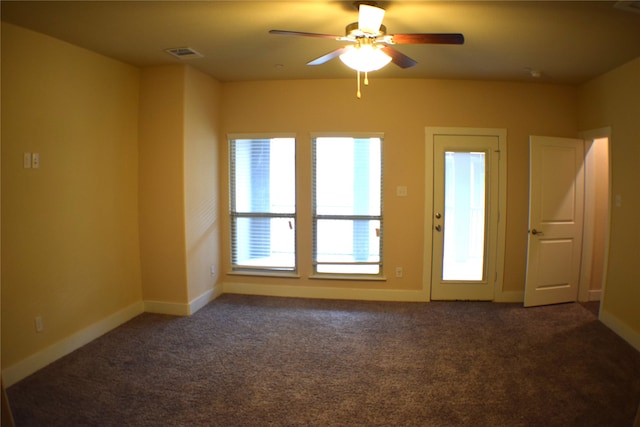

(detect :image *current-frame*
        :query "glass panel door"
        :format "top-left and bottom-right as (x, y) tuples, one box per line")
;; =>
(442, 152), (486, 281)
(431, 134), (499, 301)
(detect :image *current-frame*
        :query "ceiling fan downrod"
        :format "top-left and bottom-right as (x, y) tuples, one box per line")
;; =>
(353, 1), (379, 10)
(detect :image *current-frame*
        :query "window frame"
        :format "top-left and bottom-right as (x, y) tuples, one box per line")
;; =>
(228, 134), (297, 275)
(311, 133), (384, 279)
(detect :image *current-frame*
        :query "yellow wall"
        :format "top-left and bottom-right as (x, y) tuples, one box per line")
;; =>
(220, 79), (579, 296)
(183, 66), (222, 302)
(1, 25), (223, 377)
(138, 65), (189, 304)
(579, 56), (640, 335)
(138, 65), (222, 309)
(1, 23), (142, 367)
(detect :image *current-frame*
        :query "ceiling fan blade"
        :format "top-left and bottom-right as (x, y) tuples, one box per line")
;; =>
(307, 47), (350, 66)
(391, 33), (465, 45)
(381, 46), (417, 69)
(269, 29), (340, 40)
(358, 4), (386, 34)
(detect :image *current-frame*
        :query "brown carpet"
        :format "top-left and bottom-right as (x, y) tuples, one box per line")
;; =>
(7, 294), (640, 426)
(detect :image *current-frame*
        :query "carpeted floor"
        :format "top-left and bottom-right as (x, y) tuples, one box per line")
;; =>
(7, 294), (640, 426)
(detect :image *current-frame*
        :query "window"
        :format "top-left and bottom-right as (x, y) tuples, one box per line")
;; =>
(229, 137), (296, 272)
(442, 151), (486, 281)
(312, 136), (383, 275)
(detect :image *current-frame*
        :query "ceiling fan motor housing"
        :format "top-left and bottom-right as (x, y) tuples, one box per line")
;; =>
(346, 22), (387, 38)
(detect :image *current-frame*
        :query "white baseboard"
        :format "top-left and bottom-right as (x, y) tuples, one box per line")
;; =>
(189, 286), (222, 314)
(5, 284), (612, 389)
(144, 286), (221, 316)
(600, 308), (640, 352)
(144, 300), (191, 316)
(2, 301), (144, 388)
(588, 289), (602, 301)
(223, 282), (528, 303)
(2, 288), (223, 387)
(222, 281), (430, 302)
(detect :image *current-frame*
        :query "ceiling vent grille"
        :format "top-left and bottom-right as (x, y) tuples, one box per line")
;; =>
(615, 1), (640, 14)
(165, 47), (204, 60)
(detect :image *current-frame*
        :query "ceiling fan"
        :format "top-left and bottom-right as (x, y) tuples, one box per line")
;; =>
(269, 2), (464, 97)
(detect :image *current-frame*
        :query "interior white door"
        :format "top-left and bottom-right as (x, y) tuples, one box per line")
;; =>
(524, 136), (584, 307)
(431, 134), (499, 300)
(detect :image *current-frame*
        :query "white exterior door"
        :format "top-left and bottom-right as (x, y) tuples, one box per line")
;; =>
(524, 136), (584, 307)
(431, 134), (500, 300)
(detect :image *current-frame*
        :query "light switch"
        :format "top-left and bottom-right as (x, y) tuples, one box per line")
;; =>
(32, 152), (40, 169)
(23, 152), (32, 169)
(615, 194), (622, 208)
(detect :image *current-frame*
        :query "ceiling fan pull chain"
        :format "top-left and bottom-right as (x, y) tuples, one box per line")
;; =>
(357, 70), (362, 99)
(364, 71), (369, 86)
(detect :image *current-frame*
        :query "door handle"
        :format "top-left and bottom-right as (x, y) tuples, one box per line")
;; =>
(435, 225), (442, 232)
(531, 228), (544, 236)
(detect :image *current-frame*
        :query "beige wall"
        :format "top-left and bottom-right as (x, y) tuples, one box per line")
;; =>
(220, 79), (579, 296)
(138, 65), (189, 304)
(139, 65), (222, 309)
(1, 25), (223, 378)
(1, 23), (142, 367)
(591, 138), (609, 292)
(579, 56), (640, 336)
(183, 66), (222, 302)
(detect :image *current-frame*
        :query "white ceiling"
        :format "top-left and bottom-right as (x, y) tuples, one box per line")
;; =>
(2, 1), (640, 85)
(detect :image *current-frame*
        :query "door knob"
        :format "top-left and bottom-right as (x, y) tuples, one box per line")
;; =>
(531, 228), (544, 235)
(435, 225), (442, 232)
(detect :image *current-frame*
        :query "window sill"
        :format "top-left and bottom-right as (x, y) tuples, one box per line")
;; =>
(227, 270), (300, 279)
(309, 273), (387, 282)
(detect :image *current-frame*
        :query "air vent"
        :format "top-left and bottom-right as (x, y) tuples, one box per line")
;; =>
(615, 1), (640, 14)
(164, 47), (204, 60)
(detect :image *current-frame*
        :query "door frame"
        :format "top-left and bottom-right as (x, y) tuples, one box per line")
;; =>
(578, 127), (612, 308)
(423, 127), (507, 301)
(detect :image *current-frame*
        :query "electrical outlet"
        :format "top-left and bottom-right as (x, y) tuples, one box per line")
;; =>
(35, 316), (44, 333)
(32, 152), (40, 168)
(395, 267), (403, 278)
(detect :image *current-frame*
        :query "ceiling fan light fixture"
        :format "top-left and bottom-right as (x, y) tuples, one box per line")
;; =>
(339, 44), (391, 72)
(269, 1), (463, 98)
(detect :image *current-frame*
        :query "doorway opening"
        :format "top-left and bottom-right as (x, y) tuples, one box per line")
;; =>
(524, 131), (611, 308)
(579, 130), (611, 310)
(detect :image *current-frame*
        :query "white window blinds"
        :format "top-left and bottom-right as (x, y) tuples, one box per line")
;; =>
(312, 136), (383, 275)
(229, 137), (296, 271)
